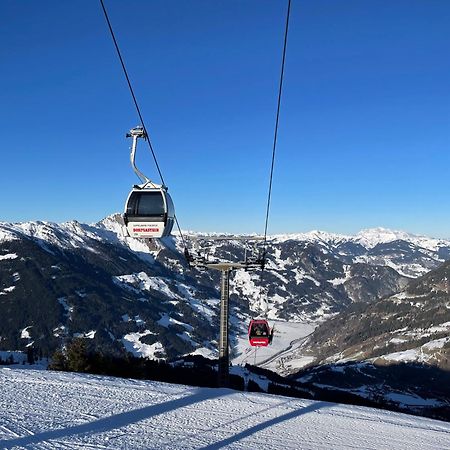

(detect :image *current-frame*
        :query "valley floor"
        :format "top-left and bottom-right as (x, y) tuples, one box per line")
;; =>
(232, 320), (316, 374)
(1, 368), (449, 449)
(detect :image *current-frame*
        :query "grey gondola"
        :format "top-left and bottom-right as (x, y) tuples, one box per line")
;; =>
(122, 126), (175, 239)
(124, 186), (175, 238)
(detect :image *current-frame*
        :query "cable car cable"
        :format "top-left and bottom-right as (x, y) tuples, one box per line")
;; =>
(99, 0), (189, 253)
(262, 0), (291, 250)
(99, 0), (165, 186)
(258, 0), (291, 319)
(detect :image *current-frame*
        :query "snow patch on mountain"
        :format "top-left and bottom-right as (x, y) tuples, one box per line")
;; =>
(157, 313), (193, 331)
(20, 327), (32, 339)
(271, 227), (449, 263)
(232, 270), (261, 298)
(355, 227), (447, 250)
(122, 331), (164, 359)
(53, 325), (66, 338)
(272, 230), (350, 245)
(385, 392), (443, 408)
(0, 226), (19, 243)
(0, 285), (15, 295)
(176, 331), (199, 347)
(58, 297), (73, 318)
(74, 330), (96, 339)
(183, 296), (217, 321)
(115, 272), (175, 299)
(5, 221), (97, 252)
(376, 336), (450, 364)
(0, 253), (17, 261)
(354, 256), (429, 278)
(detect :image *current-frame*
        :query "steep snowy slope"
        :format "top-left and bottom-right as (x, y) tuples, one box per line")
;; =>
(0, 218), (219, 360)
(0, 368), (449, 449)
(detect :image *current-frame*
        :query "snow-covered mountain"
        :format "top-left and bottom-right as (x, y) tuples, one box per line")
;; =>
(273, 226), (450, 277)
(1, 215), (449, 363)
(258, 259), (450, 419)
(0, 367), (449, 449)
(294, 259), (450, 371)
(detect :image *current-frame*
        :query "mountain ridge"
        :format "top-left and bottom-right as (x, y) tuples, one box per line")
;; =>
(1, 214), (449, 365)
(4, 215), (448, 252)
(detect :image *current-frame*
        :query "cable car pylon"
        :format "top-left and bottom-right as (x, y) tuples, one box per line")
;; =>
(186, 237), (264, 387)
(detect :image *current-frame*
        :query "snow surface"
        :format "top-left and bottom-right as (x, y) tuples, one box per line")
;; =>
(57, 297), (73, 318)
(232, 321), (316, 373)
(0, 285), (16, 295)
(20, 327), (32, 339)
(270, 226), (450, 252)
(73, 330), (96, 339)
(0, 226), (19, 243)
(122, 331), (164, 359)
(115, 272), (176, 299)
(385, 393), (444, 408)
(0, 351), (26, 364)
(0, 368), (449, 449)
(3, 218), (450, 267)
(0, 253), (18, 260)
(377, 333), (450, 364)
(11, 272), (20, 282)
(157, 313), (193, 331)
(354, 227), (447, 251)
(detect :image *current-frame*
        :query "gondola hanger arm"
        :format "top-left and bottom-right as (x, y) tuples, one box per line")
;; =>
(127, 126), (164, 189)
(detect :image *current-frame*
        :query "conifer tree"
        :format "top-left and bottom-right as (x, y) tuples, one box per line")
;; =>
(48, 349), (67, 371)
(66, 339), (91, 373)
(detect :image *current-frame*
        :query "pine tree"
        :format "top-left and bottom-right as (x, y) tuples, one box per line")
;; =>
(48, 349), (67, 371)
(66, 339), (91, 373)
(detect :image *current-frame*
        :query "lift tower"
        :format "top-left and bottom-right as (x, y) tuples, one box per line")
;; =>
(188, 238), (264, 388)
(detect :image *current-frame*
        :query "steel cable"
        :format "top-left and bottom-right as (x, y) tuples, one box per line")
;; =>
(99, 0), (189, 253)
(260, 0), (292, 316)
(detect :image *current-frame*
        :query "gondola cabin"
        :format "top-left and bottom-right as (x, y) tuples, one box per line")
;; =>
(248, 319), (271, 347)
(123, 186), (175, 239)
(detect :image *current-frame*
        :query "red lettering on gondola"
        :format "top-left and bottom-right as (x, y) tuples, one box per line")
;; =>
(133, 228), (159, 233)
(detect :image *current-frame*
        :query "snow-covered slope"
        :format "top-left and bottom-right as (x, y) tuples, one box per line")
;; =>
(296, 258), (450, 372)
(0, 368), (449, 449)
(1, 215), (449, 365)
(273, 226), (448, 253)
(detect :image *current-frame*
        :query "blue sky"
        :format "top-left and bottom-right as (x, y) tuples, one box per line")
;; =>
(1, 0), (450, 237)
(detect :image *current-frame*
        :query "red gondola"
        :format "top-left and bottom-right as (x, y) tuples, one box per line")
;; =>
(248, 319), (273, 347)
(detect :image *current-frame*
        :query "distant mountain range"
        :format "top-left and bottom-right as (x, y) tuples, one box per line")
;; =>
(282, 261), (450, 419)
(1, 214), (449, 365)
(2, 215), (450, 420)
(298, 259), (450, 371)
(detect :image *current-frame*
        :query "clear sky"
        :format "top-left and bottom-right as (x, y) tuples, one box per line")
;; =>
(1, 0), (450, 237)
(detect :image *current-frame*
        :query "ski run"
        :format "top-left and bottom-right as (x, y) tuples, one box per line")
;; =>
(0, 368), (449, 449)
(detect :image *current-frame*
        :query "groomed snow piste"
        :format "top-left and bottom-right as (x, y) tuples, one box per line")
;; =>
(0, 368), (449, 449)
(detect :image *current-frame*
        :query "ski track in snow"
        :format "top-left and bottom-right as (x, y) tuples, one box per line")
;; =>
(0, 368), (449, 450)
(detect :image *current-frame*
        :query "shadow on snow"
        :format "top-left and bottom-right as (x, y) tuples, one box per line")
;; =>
(0, 387), (230, 448)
